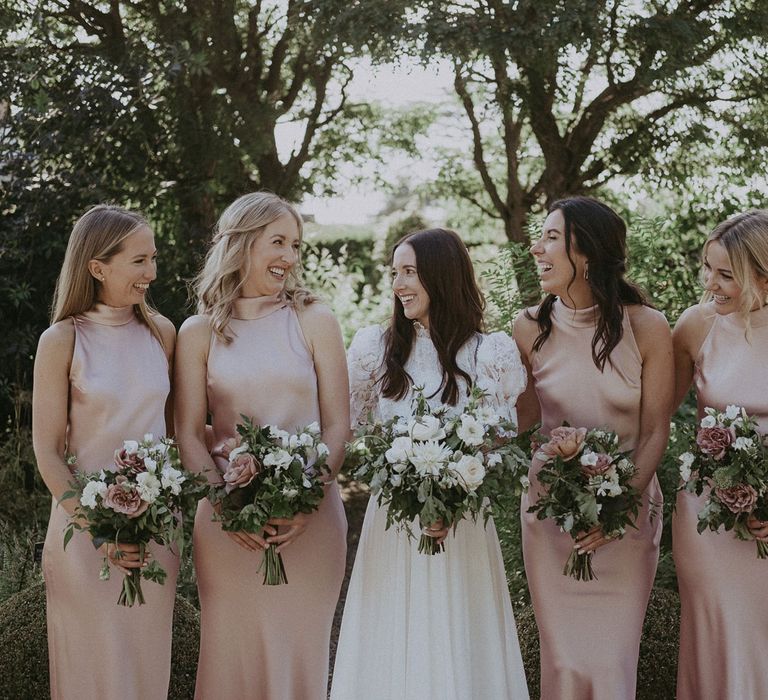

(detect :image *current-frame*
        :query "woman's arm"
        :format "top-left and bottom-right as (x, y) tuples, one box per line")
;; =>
(155, 314), (177, 436)
(512, 309), (541, 433)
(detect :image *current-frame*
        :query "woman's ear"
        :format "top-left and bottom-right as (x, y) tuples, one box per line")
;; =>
(88, 259), (105, 282)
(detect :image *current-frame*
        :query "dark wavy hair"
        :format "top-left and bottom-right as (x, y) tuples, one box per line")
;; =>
(527, 196), (650, 370)
(381, 228), (485, 405)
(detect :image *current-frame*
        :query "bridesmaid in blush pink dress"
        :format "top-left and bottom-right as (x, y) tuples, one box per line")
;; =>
(513, 197), (673, 700)
(175, 192), (348, 700)
(32, 205), (177, 699)
(672, 210), (768, 700)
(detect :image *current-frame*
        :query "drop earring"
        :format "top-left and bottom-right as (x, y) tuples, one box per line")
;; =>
(583, 264), (589, 281)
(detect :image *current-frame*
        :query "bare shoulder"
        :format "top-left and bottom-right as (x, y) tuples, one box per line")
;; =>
(177, 314), (214, 353)
(38, 318), (75, 353)
(626, 304), (670, 334)
(512, 306), (540, 352)
(295, 301), (341, 336)
(152, 313), (177, 349)
(671, 303), (716, 356)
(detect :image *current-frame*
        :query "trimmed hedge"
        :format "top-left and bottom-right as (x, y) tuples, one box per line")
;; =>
(0, 583), (199, 700)
(517, 586), (680, 699)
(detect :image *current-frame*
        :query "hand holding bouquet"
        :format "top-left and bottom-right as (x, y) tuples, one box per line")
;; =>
(677, 405), (768, 558)
(63, 435), (207, 606)
(208, 417), (330, 585)
(352, 387), (529, 555)
(528, 425), (641, 581)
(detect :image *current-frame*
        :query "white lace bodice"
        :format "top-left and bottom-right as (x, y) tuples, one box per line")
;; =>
(347, 324), (527, 427)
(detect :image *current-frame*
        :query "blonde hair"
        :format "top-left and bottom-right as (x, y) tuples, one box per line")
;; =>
(194, 191), (315, 341)
(700, 209), (768, 334)
(52, 204), (163, 344)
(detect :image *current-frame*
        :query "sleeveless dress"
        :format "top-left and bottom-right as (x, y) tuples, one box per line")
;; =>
(42, 303), (177, 700)
(520, 299), (662, 699)
(193, 295), (347, 700)
(330, 324), (530, 700)
(673, 302), (768, 699)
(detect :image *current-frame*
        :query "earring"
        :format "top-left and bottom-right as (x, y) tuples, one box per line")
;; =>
(583, 264), (589, 281)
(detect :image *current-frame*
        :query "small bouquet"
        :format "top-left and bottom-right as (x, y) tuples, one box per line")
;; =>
(352, 387), (529, 555)
(63, 435), (207, 606)
(677, 405), (768, 558)
(527, 425), (641, 581)
(208, 417), (330, 585)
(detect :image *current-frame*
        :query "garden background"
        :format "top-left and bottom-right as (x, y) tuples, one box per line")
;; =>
(1, 2), (767, 697)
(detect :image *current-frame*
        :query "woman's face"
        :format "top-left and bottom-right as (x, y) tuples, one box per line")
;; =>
(242, 213), (301, 297)
(530, 209), (589, 304)
(93, 226), (157, 307)
(392, 243), (431, 329)
(703, 239), (768, 314)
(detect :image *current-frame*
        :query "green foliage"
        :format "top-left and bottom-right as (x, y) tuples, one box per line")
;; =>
(0, 524), (43, 605)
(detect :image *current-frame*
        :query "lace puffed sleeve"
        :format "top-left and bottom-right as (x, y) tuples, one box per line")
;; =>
(347, 325), (385, 428)
(475, 331), (527, 428)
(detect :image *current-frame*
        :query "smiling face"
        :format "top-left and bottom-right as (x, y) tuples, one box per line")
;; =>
(530, 209), (591, 307)
(703, 239), (749, 315)
(392, 243), (431, 328)
(242, 212), (301, 297)
(90, 226), (157, 307)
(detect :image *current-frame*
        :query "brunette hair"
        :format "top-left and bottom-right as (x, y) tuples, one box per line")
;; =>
(528, 196), (649, 370)
(381, 228), (485, 405)
(701, 210), (768, 335)
(52, 204), (163, 344)
(193, 191), (314, 341)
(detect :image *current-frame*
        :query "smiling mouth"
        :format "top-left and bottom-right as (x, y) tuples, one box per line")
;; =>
(133, 283), (149, 291)
(537, 263), (553, 275)
(713, 294), (731, 303)
(399, 295), (416, 304)
(268, 267), (286, 279)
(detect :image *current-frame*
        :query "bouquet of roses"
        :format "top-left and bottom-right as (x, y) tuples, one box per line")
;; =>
(351, 387), (529, 555)
(62, 434), (207, 606)
(677, 404), (768, 558)
(527, 425), (641, 581)
(208, 416), (330, 585)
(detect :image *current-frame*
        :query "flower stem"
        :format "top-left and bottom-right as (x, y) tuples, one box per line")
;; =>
(262, 543), (288, 585)
(564, 549), (597, 581)
(418, 533), (444, 555)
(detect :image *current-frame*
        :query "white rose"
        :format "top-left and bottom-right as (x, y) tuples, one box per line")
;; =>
(408, 440), (453, 476)
(700, 415), (717, 429)
(385, 436), (413, 464)
(305, 422), (321, 435)
(122, 440), (139, 455)
(409, 415), (446, 442)
(136, 472), (161, 503)
(580, 451), (599, 467)
(299, 433), (315, 447)
(271, 428), (290, 448)
(316, 442), (330, 457)
(80, 480), (108, 508)
(725, 404), (741, 420)
(734, 436), (754, 451)
(389, 474), (402, 487)
(456, 415), (486, 447)
(454, 453), (486, 492)
(160, 466), (185, 495)
(289, 434), (300, 449)
(678, 452), (695, 482)
(144, 457), (158, 474)
(263, 449), (293, 471)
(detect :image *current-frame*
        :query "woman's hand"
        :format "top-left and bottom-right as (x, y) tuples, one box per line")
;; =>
(99, 542), (151, 575)
(747, 514), (768, 541)
(265, 513), (309, 552)
(224, 530), (270, 552)
(574, 525), (616, 555)
(422, 519), (449, 546)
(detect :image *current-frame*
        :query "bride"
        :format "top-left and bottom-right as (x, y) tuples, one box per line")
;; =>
(331, 228), (529, 699)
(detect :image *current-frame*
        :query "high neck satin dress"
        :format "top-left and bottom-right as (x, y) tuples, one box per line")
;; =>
(673, 302), (768, 700)
(42, 303), (177, 700)
(193, 295), (347, 700)
(520, 299), (662, 700)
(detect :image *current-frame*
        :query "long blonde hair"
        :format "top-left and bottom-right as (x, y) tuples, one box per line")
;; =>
(701, 209), (768, 334)
(52, 204), (163, 344)
(194, 192), (315, 341)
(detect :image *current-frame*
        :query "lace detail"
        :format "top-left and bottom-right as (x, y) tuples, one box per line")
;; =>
(413, 321), (430, 338)
(347, 326), (527, 428)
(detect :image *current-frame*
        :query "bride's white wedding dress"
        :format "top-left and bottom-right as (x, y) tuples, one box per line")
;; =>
(331, 324), (530, 700)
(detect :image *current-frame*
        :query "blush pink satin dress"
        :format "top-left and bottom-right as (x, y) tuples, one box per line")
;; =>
(520, 299), (662, 699)
(673, 302), (768, 699)
(193, 295), (347, 700)
(42, 303), (177, 700)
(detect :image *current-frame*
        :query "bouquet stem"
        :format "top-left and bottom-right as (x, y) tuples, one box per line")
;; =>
(564, 549), (597, 581)
(262, 543), (288, 585)
(757, 539), (768, 559)
(418, 533), (444, 556)
(117, 568), (146, 606)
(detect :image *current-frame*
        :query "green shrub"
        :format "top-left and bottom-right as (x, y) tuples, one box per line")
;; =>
(516, 587), (680, 699)
(0, 583), (200, 700)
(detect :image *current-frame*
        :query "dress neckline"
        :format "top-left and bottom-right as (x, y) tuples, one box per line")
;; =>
(79, 303), (136, 326)
(231, 294), (288, 320)
(720, 302), (768, 330)
(413, 321), (431, 338)
(553, 298), (600, 328)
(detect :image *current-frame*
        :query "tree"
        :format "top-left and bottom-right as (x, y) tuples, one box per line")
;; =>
(417, 0), (768, 290)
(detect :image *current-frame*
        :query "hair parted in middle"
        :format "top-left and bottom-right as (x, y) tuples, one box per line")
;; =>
(381, 227), (485, 406)
(527, 195), (650, 370)
(194, 191), (315, 341)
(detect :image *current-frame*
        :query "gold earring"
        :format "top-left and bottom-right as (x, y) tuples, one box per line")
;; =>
(584, 264), (589, 281)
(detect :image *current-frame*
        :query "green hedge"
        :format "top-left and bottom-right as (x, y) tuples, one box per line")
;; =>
(0, 583), (200, 700)
(516, 587), (680, 699)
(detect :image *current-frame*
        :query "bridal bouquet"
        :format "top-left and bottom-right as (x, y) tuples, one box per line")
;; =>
(62, 435), (207, 606)
(527, 425), (641, 581)
(677, 405), (768, 558)
(352, 387), (529, 555)
(208, 417), (330, 585)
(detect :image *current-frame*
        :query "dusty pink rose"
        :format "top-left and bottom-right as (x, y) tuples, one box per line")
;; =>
(223, 453), (260, 494)
(714, 483), (758, 514)
(214, 437), (241, 460)
(539, 426), (588, 462)
(696, 426), (734, 460)
(581, 452), (613, 478)
(114, 448), (145, 472)
(103, 476), (149, 518)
